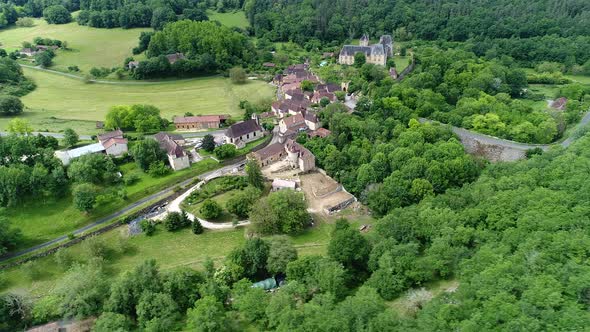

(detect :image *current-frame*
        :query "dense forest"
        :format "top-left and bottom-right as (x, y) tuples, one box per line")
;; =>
(6, 128), (590, 331)
(129, 20), (256, 78)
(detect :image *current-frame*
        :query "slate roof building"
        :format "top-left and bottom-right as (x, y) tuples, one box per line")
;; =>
(339, 34), (393, 66)
(154, 132), (190, 171)
(224, 117), (264, 148)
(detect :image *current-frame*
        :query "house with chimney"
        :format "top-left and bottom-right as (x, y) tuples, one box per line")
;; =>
(224, 115), (264, 148)
(154, 132), (190, 171)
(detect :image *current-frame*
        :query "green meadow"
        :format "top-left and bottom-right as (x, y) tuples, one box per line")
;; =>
(2, 68), (274, 133)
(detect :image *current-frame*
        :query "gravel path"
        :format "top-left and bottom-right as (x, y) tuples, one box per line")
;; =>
(155, 170), (250, 230)
(0, 162), (246, 262)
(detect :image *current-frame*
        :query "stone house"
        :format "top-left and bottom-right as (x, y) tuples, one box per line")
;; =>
(55, 129), (128, 165)
(102, 137), (128, 157)
(285, 139), (315, 172)
(338, 34), (393, 66)
(154, 132), (190, 171)
(173, 115), (229, 130)
(249, 142), (286, 167)
(224, 117), (263, 148)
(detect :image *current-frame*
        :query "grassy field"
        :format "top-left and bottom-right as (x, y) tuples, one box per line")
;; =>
(207, 10), (249, 29)
(185, 189), (242, 223)
(0, 18), (149, 72)
(7, 159), (218, 250)
(3, 68), (275, 134)
(0, 209), (374, 297)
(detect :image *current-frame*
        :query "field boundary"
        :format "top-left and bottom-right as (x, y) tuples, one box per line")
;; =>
(20, 64), (226, 85)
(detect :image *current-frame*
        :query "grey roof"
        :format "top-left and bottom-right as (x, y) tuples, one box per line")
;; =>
(154, 132), (186, 158)
(379, 35), (394, 57)
(253, 143), (284, 160)
(340, 44), (384, 57)
(225, 119), (262, 138)
(98, 129), (123, 142)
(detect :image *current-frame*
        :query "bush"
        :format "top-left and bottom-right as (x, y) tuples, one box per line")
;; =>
(214, 144), (237, 159)
(15, 17), (34, 27)
(192, 220), (204, 234)
(199, 199), (222, 219)
(123, 172), (141, 185)
(229, 66), (246, 84)
(21, 261), (41, 281)
(140, 219), (156, 236)
(164, 211), (190, 231)
(148, 161), (171, 177)
(0, 95), (23, 115)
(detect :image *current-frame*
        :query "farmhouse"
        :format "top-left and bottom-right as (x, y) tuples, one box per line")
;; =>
(55, 129), (128, 165)
(249, 143), (286, 167)
(154, 132), (190, 171)
(19, 48), (37, 57)
(173, 115), (229, 130)
(224, 117), (263, 148)
(338, 34), (393, 66)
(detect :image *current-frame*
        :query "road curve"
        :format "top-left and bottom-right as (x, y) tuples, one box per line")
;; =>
(0, 162), (246, 263)
(420, 111), (590, 152)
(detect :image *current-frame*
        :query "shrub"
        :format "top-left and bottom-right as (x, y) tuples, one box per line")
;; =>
(164, 211), (190, 231)
(15, 17), (34, 27)
(140, 219), (156, 236)
(199, 199), (222, 219)
(214, 144), (237, 159)
(123, 172), (141, 185)
(148, 161), (171, 177)
(192, 220), (204, 234)
(229, 66), (246, 84)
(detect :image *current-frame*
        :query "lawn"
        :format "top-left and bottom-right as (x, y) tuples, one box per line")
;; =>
(207, 10), (250, 29)
(0, 18), (149, 72)
(6, 159), (218, 250)
(3, 68), (275, 134)
(0, 216), (336, 296)
(185, 190), (241, 223)
(394, 55), (412, 72)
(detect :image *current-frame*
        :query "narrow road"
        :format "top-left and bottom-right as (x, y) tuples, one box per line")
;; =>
(0, 162), (245, 263)
(420, 111), (590, 152)
(0, 131), (93, 140)
(19, 64), (223, 85)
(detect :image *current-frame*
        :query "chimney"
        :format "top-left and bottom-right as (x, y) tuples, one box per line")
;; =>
(251, 113), (260, 125)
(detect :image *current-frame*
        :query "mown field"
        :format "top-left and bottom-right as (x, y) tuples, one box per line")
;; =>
(0, 18), (149, 72)
(2, 68), (275, 133)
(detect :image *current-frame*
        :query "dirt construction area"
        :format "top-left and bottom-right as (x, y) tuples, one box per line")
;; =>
(299, 172), (356, 214)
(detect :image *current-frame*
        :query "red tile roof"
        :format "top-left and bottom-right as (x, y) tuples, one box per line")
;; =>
(102, 137), (128, 149)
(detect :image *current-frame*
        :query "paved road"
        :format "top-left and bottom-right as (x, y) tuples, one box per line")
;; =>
(0, 131), (93, 140)
(0, 162), (246, 263)
(420, 111), (590, 152)
(19, 64), (222, 85)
